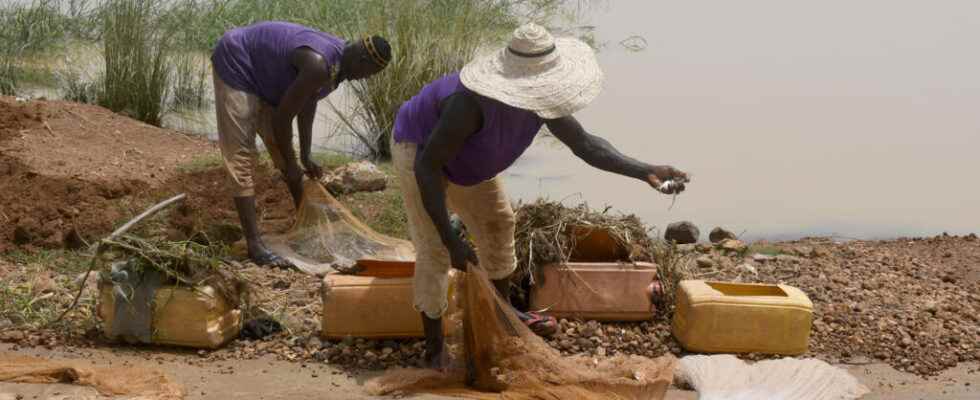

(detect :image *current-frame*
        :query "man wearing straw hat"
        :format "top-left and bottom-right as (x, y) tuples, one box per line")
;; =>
(211, 21), (391, 267)
(392, 23), (688, 369)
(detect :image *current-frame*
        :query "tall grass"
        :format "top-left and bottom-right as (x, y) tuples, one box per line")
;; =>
(0, 0), (61, 94)
(150, 0), (579, 157)
(99, 0), (174, 126)
(59, 66), (102, 104)
(4, 0), (583, 145)
(326, 0), (576, 159)
(170, 53), (210, 111)
(322, 1), (505, 159)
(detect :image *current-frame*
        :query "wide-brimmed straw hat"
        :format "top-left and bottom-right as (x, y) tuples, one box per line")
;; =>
(460, 23), (603, 119)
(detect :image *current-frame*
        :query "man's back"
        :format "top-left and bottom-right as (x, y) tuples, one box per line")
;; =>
(211, 21), (343, 106)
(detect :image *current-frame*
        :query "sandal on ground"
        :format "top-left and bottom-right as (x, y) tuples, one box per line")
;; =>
(523, 312), (558, 337)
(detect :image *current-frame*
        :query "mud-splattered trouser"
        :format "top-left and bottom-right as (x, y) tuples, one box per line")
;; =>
(213, 70), (287, 198)
(391, 141), (517, 319)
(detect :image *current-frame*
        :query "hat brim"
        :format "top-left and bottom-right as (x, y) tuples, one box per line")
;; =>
(460, 38), (604, 119)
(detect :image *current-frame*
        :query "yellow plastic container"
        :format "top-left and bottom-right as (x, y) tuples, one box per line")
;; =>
(98, 283), (242, 349)
(672, 280), (813, 355)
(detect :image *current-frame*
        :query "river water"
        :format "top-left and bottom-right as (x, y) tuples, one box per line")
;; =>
(505, 0), (980, 240)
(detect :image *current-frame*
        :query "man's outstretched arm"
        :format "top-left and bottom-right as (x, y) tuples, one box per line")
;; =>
(546, 116), (688, 192)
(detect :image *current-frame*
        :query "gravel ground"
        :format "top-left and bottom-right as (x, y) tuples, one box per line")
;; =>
(2, 234), (977, 377)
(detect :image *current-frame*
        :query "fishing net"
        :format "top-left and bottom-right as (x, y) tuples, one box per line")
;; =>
(266, 180), (415, 275)
(366, 264), (676, 399)
(0, 354), (184, 400)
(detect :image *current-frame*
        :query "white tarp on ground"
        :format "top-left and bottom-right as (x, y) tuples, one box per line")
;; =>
(676, 354), (869, 400)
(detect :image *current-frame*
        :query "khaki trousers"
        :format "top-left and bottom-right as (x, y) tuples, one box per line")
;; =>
(213, 70), (287, 197)
(391, 141), (517, 319)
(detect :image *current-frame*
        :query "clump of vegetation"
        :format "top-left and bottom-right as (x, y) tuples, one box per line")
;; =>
(514, 200), (656, 280)
(99, 236), (249, 309)
(99, 0), (175, 126)
(327, 0), (584, 159)
(58, 66), (102, 104)
(0, 250), (95, 329)
(328, 0), (517, 159)
(3, 0), (585, 148)
(650, 240), (694, 316)
(509, 199), (659, 309)
(169, 54), (210, 111)
(0, 0), (97, 95)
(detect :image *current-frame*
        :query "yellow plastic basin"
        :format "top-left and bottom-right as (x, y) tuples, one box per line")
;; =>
(672, 280), (813, 355)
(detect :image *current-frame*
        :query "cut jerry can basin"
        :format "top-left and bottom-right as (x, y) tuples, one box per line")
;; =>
(672, 280), (813, 355)
(530, 262), (659, 321)
(98, 282), (242, 349)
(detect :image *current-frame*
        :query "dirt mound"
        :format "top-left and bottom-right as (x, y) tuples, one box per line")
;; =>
(156, 166), (294, 244)
(0, 98), (46, 139)
(0, 97), (213, 184)
(0, 96), (250, 251)
(0, 156), (136, 251)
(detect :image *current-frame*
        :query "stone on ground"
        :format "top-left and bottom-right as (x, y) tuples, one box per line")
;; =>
(322, 161), (387, 195)
(709, 227), (737, 243)
(665, 221), (699, 244)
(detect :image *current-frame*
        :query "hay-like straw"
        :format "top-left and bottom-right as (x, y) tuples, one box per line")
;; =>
(511, 199), (696, 314)
(510, 199), (656, 308)
(101, 236), (251, 309)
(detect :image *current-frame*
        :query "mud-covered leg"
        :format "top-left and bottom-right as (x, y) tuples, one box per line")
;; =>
(233, 196), (291, 268)
(421, 312), (446, 370)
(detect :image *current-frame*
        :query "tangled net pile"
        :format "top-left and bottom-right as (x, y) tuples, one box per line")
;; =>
(367, 264), (676, 399)
(267, 180), (414, 275)
(0, 355), (184, 399)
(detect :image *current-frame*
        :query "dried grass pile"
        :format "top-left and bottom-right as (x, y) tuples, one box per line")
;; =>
(510, 200), (657, 307)
(100, 236), (250, 308)
(510, 199), (696, 314)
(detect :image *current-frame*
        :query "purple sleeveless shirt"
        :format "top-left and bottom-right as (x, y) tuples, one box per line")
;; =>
(394, 73), (543, 186)
(211, 21), (344, 106)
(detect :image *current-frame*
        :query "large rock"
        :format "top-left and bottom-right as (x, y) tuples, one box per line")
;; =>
(709, 227), (737, 243)
(665, 221), (699, 244)
(322, 161), (388, 195)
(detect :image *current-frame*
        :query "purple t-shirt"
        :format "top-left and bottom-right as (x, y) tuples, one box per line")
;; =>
(394, 73), (544, 186)
(211, 21), (344, 106)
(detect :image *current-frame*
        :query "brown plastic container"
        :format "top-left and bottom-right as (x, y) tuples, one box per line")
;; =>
(97, 283), (242, 349)
(320, 272), (457, 339)
(530, 262), (658, 321)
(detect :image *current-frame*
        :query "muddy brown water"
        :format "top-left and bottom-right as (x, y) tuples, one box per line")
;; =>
(505, 1), (980, 242)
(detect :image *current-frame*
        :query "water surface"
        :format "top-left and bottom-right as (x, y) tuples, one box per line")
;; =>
(505, 0), (980, 240)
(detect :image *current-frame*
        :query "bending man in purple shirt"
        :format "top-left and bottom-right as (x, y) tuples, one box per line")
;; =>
(211, 21), (391, 267)
(392, 23), (688, 370)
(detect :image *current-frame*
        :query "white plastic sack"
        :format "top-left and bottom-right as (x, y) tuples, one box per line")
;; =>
(676, 354), (869, 400)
